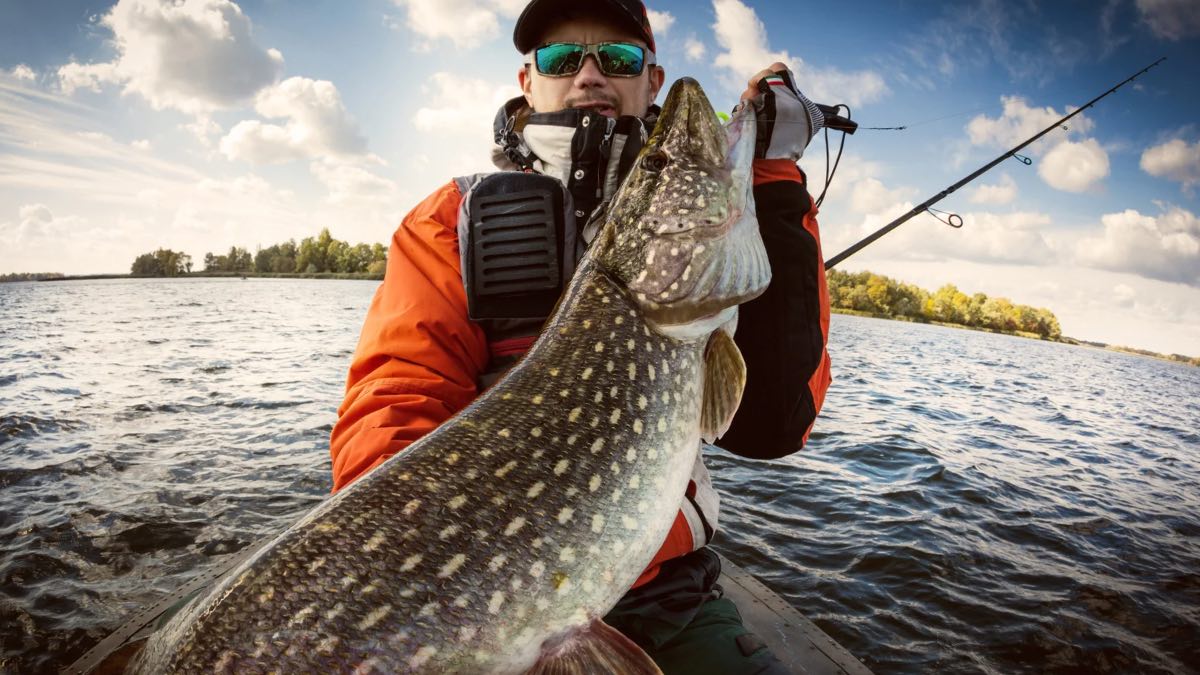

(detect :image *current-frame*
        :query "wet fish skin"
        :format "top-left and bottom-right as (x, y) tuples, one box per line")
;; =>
(133, 77), (768, 674)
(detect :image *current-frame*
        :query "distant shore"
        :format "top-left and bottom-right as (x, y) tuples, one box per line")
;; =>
(4, 273), (1194, 367)
(25, 271), (386, 282)
(831, 308), (1199, 368)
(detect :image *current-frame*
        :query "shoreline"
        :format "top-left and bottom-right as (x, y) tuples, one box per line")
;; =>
(834, 308), (1199, 368)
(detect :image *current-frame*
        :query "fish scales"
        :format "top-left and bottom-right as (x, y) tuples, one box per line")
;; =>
(135, 77), (767, 674)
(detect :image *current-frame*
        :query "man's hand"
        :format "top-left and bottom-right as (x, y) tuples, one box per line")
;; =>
(739, 62), (824, 162)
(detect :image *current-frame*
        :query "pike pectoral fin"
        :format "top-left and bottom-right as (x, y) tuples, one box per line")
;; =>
(526, 619), (662, 675)
(700, 329), (747, 443)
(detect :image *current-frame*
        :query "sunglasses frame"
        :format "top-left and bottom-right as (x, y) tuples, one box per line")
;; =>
(527, 41), (656, 78)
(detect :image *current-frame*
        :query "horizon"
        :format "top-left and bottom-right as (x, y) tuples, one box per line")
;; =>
(1, 0), (1198, 356)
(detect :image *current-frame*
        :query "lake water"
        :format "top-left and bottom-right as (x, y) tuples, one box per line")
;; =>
(1, 278), (1197, 674)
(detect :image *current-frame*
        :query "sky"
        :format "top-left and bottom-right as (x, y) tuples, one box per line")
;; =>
(1, 0), (1198, 356)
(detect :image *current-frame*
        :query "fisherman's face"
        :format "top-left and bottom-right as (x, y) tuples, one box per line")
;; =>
(519, 16), (665, 118)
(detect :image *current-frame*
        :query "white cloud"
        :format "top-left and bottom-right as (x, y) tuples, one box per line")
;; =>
(1112, 283), (1136, 308)
(969, 174), (1018, 205)
(0, 204), (86, 246)
(967, 96), (1107, 193)
(131, 139), (152, 151)
(413, 72), (520, 133)
(966, 96), (1093, 155)
(390, 0), (523, 51)
(848, 177), (913, 215)
(647, 9), (675, 36)
(9, 65), (36, 81)
(710, 0), (887, 107)
(310, 158), (397, 204)
(1038, 139), (1110, 192)
(219, 77), (367, 164)
(1075, 205), (1200, 285)
(1140, 138), (1200, 191)
(1136, 0), (1200, 40)
(684, 36), (706, 62)
(56, 0), (283, 113)
(57, 62), (119, 94)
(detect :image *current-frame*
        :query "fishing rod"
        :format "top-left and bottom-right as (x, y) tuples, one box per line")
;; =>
(824, 56), (1167, 270)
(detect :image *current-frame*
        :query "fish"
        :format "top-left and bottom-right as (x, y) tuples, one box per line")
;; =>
(132, 76), (771, 674)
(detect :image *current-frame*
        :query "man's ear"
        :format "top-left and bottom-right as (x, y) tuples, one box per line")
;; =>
(648, 65), (665, 105)
(518, 65), (535, 108)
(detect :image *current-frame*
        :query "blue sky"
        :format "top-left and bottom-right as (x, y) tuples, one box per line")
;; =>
(1, 0), (1198, 355)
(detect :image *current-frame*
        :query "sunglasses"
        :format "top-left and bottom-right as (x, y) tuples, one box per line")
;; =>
(529, 42), (654, 78)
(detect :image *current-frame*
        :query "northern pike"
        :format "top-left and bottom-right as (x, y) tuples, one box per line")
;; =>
(134, 76), (771, 673)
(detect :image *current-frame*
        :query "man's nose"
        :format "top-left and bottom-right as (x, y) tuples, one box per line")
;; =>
(573, 55), (607, 87)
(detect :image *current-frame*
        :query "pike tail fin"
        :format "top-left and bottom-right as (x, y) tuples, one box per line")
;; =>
(526, 620), (662, 675)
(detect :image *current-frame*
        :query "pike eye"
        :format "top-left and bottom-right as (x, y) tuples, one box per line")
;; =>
(642, 151), (669, 173)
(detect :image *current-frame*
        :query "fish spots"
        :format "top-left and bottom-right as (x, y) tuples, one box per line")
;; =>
(648, 364), (657, 381)
(257, 586), (275, 603)
(611, 487), (624, 503)
(630, 474), (641, 489)
(590, 437), (605, 454)
(494, 461), (518, 478)
(610, 409), (621, 424)
(559, 546), (576, 563)
(609, 385), (619, 398)
(606, 360), (615, 373)
(531, 394), (544, 404)
(557, 507), (574, 524)
(530, 427), (543, 438)
(504, 517), (527, 536)
(439, 553), (467, 578)
(554, 459), (570, 475)
(626, 338), (636, 350)
(549, 367), (560, 377)
(453, 594), (470, 608)
(594, 341), (605, 353)
(592, 514), (606, 533)
(593, 391), (603, 404)
(568, 407), (582, 423)
(530, 561), (546, 578)
(459, 626), (478, 643)
(362, 530), (387, 553)
(589, 474), (602, 492)
(559, 388), (571, 397)
(658, 418), (668, 432)
(401, 554), (422, 572)
(626, 447), (637, 462)
(289, 605), (316, 627)
(638, 395), (648, 410)
(498, 428), (511, 438)
(325, 603), (346, 621)
(554, 572), (571, 594)
(403, 499), (421, 516)
(488, 554), (508, 572)
(633, 419), (644, 435)
(307, 557), (327, 574)
(439, 524), (461, 540)
(488, 591), (505, 614)
(445, 452), (460, 465)
(611, 461), (622, 475)
(628, 363), (637, 381)
(418, 602), (438, 618)
(410, 646), (438, 668)
(448, 494), (468, 510)
(623, 515), (638, 529)
(582, 367), (594, 380)
(527, 481), (546, 499)
(637, 500), (649, 513)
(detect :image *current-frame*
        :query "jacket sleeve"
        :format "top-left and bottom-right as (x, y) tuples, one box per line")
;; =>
(720, 159), (832, 459)
(329, 181), (489, 491)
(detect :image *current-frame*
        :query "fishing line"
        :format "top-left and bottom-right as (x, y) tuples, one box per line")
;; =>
(823, 56), (1168, 270)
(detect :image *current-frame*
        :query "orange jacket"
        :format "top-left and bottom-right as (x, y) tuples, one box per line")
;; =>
(331, 160), (829, 587)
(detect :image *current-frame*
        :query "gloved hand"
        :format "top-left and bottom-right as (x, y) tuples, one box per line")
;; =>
(738, 63), (825, 162)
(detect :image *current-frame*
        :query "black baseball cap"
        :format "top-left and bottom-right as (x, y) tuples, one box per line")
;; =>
(513, 0), (657, 54)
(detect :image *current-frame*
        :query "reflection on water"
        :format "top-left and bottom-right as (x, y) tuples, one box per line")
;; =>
(1, 279), (1198, 674)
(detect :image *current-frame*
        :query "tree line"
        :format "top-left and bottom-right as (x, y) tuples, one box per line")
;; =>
(0, 272), (66, 282)
(827, 269), (1062, 339)
(129, 228), (387, 277)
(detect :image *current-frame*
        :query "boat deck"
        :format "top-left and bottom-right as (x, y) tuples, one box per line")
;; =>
(718, 554), (872, 675)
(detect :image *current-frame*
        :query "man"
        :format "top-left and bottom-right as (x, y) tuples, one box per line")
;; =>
(331, 0), (831, 671)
